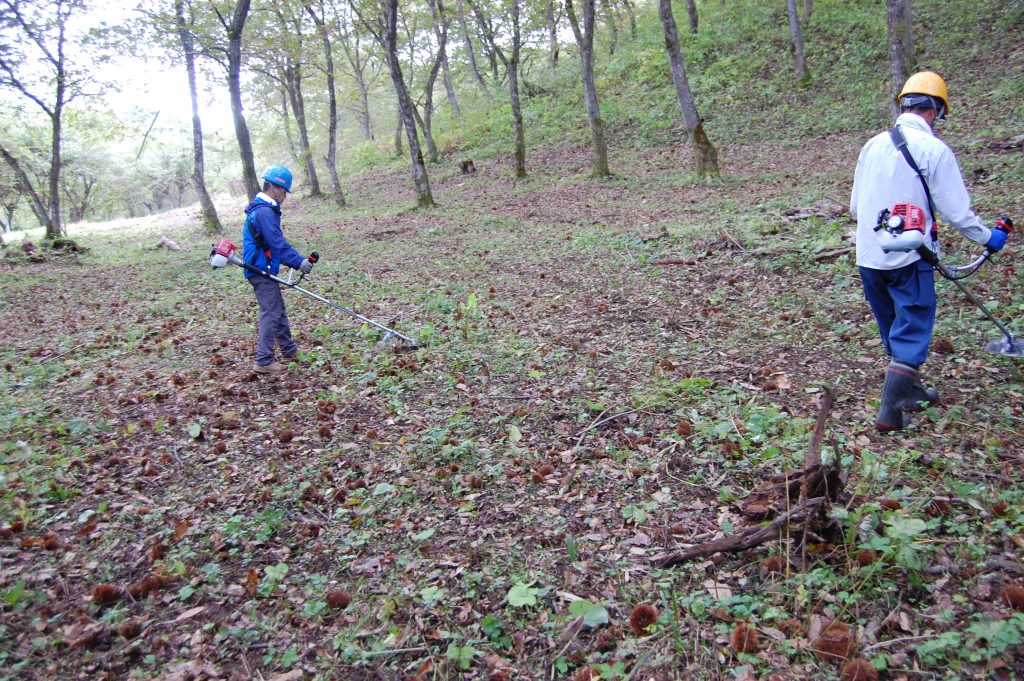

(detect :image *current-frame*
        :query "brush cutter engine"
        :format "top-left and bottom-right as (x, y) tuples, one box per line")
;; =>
(875, 202), (930, 253)
(210, 239), (244, 269)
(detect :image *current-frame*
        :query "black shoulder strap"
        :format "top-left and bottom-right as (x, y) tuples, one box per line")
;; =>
(889, 126), (937, 225)
(244, 211), (271, 268)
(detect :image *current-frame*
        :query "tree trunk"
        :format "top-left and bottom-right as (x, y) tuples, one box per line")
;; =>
(44, 9), (69, 239)
(421, 24), (447, 164)
(887, 0), (914, 118)
(566, 0), (610, 178)
(802, 0), (812, 24)
(603, 0), (617, 55)
(621, 0), (637, 38)
(176, 0), (221, 232)
(0, 146), (53, 233)
(382, 0), (434, 207)
(486, 42), (499, 84)
(658, 0), (719, 182)
(786, 0), (810, 85)
(360, 81), (374, 141)
(427, 0), (460, 115)
(225, 0), (259, 198)
(48, 88), (64, 239)
(284, 59), (322, 197)
(508, 2), (525, 177)
(394, 109), (404, 156)
(684, 0), (698, 33)
(546, 0), (559, 67)
(468, 0), (525, 177)
(456, 0), (488, 91)
(304, 0), (346, 206)
(279, 80), (301, 169)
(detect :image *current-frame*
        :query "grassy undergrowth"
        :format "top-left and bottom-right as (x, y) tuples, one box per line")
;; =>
(2, 0), (1024, 679)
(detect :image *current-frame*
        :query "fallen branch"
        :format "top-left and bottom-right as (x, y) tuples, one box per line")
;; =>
(650, 258), (695, 266)
(801, 388), (834, 502)
(655, 496), (829, 568)
(154, 236), (181, 252)
(656, 391), (839, 568)
(813, 247), (853, 261)
(720, 226), (746, 251)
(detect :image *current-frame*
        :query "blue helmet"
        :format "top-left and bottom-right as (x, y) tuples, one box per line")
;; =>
(261, 165), (293, 193)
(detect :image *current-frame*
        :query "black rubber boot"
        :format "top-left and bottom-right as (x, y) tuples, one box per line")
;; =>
(904, 376), (939, 413)
(875, 361), (917, 432)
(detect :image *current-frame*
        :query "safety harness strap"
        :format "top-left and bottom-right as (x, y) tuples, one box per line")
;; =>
(888, 126), (938, 227)
(244, 212), (272, 269)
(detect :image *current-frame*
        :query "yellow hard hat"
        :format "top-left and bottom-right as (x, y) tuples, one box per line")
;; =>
(897, 71), (950, 117)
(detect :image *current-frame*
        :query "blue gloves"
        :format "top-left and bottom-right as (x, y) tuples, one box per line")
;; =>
(986, 217), (1012, 252)
(987, 228), (1008, 252)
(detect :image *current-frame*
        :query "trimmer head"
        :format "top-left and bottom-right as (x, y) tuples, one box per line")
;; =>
(986, 336), (1024, 357)
(377, 331), (419, 352)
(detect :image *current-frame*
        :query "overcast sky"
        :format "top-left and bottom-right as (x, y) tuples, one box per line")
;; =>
(90, 0), (235, 134)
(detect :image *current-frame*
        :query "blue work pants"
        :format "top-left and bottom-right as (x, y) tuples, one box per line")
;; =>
(859, 261), (936, 368)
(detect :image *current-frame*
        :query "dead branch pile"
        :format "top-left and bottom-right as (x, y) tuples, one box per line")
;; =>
(657, 389), (839, 568)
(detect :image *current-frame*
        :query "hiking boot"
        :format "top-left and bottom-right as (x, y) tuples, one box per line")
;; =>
(875, 361), (916, 432)
(253, 362), (288, 375)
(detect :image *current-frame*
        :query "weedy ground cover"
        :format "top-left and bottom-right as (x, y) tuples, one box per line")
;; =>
(1, 128), (1022, 680)
(2, 0), (1024, 677)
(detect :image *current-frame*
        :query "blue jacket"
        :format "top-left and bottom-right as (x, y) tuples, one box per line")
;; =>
(241, 193), (304, 279)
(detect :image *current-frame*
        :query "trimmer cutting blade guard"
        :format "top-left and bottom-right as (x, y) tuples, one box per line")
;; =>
(986, 336), (1024, 358)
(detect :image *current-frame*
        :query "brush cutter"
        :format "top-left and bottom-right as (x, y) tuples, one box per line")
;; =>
(210, 239), (419, 349)
(875, 207), (1019, 357)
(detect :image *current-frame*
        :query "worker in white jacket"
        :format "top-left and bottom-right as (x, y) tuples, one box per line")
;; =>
(850, 71), (1010, 432)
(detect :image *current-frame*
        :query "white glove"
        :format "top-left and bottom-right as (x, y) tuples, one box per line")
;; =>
(299, 258), (314, 274)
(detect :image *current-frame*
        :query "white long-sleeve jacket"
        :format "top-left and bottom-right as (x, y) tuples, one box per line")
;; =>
(850, 112), (992, 270)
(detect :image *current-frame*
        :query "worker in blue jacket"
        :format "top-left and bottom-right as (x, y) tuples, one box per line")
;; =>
(242, 166), (314, 374)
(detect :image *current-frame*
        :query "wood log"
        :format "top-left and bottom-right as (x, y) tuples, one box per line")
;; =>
(155, 236), (181, 252)
(656, 496), (829, 567)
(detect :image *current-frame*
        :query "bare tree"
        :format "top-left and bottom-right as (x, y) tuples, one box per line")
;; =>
(684, 0), (698, 33)
(335, 1), (380, 142)
(174, 0), (221, 231)
(395, 10), (441, 164)
(468, 0), (525, 177)
(887, 0), (914, 117)
(602, 0), (618, 55)
(426, 0), (459, 115)
(658, 0), (718, 182)
(0, 174), (20, 235)
(786, 0), (810, 85)
(353, 0), (434, 207)
(210, 0), (259, 198)
(420, 27), (447, 163)
(565, 0), (610, 177)
(304, 0), (346, 205)
(546, 0), (558, 67)
(0, 0), (89, 239)
(274, 6), (322, 197)
(455, 0), (487, 91)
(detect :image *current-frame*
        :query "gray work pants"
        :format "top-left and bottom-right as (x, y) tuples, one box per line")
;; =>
(250, 276), (297, 365)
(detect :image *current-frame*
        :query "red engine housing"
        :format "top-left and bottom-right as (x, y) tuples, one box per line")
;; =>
(891, 203), (927, 233)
